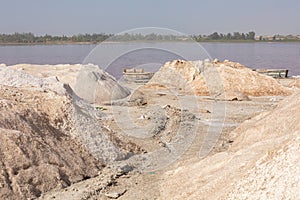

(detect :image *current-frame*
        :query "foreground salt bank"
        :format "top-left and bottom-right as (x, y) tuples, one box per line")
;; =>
(0, 60), (299, 199)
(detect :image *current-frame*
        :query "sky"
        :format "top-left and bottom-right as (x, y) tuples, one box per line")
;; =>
(0, 0), (299, 36)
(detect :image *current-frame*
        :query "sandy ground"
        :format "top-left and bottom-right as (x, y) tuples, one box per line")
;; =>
(1, 62), (299, 199)
(40, 81), (284, 200)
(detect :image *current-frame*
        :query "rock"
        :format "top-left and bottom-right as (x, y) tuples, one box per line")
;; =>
(73, 64), (131, 104)
(105, 189), (127, 199)
(119, 164), (134, 173)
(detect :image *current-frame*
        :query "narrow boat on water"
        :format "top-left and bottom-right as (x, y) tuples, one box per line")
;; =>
(253, 68), (289, 78)
(123, 68), (154, 83)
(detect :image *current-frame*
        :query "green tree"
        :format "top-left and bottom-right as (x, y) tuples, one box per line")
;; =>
(209, 32), (220, 40)
(226, 33), (232, 40)
(247, 31), (255, 40)
(233, 32), (242, 40)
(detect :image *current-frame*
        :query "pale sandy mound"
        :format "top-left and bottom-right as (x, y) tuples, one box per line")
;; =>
(160, 92), (300, 200)
(0, 66), (133, 160)
(73, 64), (130, 103)
(147, 60), (291, 96)
(0, 67), (136, 199)
(0, 85), (102, 200)
(0, 66), (67, 95)
(9, 63), (130, 103)
(9, 64), (82, 87)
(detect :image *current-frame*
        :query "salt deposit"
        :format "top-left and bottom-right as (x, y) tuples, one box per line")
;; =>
(160, 91), (300, 199)
(147, 60), (291, 97)
(73, 64), (130, 103)
(1, 60), (298, 199)
(9, 63), (131, 103)
(0, 67), (134, 199)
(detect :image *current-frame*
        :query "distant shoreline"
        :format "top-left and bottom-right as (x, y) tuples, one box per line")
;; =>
(1, 40), (300, 46)
(1, 31), (299, 46)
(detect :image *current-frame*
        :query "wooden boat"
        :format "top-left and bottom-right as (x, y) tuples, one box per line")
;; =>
(253, 69), (288, 78)
(123, 68), (154, 83)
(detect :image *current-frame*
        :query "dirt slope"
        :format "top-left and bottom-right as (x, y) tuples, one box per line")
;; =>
(147, 60), (291, 96)
(0, 84), (102, 199)
(0, 67), (136, 199)
(160, 91), (300, 199)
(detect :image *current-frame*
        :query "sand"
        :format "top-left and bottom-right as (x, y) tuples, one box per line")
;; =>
(147, 60), (291, 96)
(8, 64), (131, 103)
(0, 60), (299, 199)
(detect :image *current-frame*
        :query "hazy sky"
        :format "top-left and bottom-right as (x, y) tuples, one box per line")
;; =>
(0, 0), (299, 36)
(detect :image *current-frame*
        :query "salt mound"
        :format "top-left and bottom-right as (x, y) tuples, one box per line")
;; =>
(73, 64), (130, 104)
(8, 63), (130, 103)
(161, 92), (300, 199)
(0, 66), (129, 161)
(0, 68), (132, 199)
(9, 63), (82, 87)
(0, 85), (102, 199)
(147, 60), (291, 96)
(0, 66), (67, 95)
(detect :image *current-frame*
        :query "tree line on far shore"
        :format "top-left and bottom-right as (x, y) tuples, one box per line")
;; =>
(0, 33), (112, 44)
(0, 31), (299, 44)
(192, 31), (256, 41)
